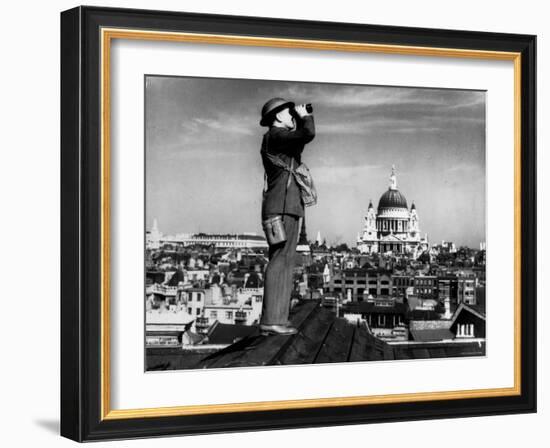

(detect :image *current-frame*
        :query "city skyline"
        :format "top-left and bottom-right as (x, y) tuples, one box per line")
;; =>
(146, 76), (486, 248)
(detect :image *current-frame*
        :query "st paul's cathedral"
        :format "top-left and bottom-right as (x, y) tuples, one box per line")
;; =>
(357, 166), (429, 257)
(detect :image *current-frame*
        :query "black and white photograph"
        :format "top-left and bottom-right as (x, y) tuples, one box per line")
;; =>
(144, 76), (487, 371)
(0, 0), (542, 444)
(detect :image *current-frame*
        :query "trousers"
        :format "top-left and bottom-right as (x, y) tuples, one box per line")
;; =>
(260, 214), (301, 326)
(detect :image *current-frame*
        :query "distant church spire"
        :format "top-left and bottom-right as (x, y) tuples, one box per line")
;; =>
(389, 165), (398, 190)
(298, 216), (309, 245)
(296, 217), (312, 255)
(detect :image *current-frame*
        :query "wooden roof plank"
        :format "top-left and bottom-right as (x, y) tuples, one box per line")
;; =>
(315, 318), (355, 364)
(195, 333), (264, 369)
(393, 347), (413, 359)
(411, 348), (431, 359)
(195, 300), (320, 369)
(427, 347), (447, 358)
(276, 307), (336, 365)
(382, 347), (395, 360)
(348, 324), (373, 362)
(214, 300), (321, 368)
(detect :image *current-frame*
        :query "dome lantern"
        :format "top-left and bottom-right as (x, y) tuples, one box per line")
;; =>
(377, 165), (408, 214)
(389, 165), (398, 190)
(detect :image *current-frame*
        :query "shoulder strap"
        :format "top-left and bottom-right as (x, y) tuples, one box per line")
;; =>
(263, 132), (295, 171)
(263, 131), (294, 213)
(262, 134), (269, 193)
(286, 158), (293, 187)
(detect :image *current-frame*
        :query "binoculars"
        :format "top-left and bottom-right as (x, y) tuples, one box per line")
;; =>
(291, 103), (313, 116)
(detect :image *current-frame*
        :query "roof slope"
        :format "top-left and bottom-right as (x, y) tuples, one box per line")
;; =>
(193, 300), (485, 369)
(410, 329), (454, 342)
(206, 321), (260, 345)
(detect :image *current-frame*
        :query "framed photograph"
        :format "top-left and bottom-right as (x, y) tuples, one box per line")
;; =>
(60, 6), (537, 441)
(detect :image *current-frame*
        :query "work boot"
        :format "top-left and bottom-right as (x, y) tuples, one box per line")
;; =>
(259, 324), (298, 335)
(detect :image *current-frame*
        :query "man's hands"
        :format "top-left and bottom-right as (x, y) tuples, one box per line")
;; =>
(293, 104), (311, 119)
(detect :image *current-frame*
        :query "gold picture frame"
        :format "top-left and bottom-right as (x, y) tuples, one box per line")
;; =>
(61, 6), (536, 441)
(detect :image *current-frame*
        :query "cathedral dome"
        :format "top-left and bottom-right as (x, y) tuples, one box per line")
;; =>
(378, 189), (408, 210)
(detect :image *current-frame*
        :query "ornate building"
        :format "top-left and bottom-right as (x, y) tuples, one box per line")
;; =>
(357, 166), (428, 257)
(146, 219), (268, 250)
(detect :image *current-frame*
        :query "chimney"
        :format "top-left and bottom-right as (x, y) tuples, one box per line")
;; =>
(211, 284), (221, 305)
(443, 297), (452, 319)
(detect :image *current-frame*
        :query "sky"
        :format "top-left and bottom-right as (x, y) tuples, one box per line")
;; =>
(145, 76), (486, 248)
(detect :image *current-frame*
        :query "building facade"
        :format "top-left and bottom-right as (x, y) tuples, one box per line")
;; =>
(146, 219), (269, 250)
(357, 166), (429, 257)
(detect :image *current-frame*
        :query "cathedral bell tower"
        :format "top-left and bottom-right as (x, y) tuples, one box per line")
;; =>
(357, 199), (378, 254)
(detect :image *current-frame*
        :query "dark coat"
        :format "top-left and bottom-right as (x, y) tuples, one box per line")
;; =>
(260, 116), (315, 219)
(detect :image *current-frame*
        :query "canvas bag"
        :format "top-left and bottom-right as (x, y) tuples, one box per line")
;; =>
(261, 156), (293, 246)
(261, 134), (318, 245)
(262, 151), (318, 208)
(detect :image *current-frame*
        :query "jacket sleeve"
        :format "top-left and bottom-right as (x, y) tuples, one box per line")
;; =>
(268, 116), (315, 156)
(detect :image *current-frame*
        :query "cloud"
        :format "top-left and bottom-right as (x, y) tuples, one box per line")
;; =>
(146, 77), (486, 247)
(316, 118), (443, 135)
(263, 83), (486, 137)
(315, 114), (481, 136)
(192, 117), (256, 136)
(445, 162), (485, 174)
(312, 163), (383, 185)
(273, 83), (484, 111)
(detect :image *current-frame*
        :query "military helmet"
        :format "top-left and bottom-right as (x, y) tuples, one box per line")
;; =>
(260, 97), (295, 126)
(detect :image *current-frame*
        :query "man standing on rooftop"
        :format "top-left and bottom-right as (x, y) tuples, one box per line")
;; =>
(258, 98), (315, 335)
